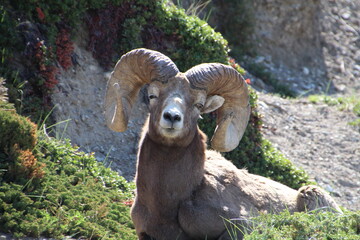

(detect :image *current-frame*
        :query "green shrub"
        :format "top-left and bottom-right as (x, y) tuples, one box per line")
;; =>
(85, 0), (229, 70)
(239, 210), (360, 239)
(0, 110), (37, 153)
(0, 109), (135, 239)
(0, 110), (44, 185)
(0, 127), (136, 239)
(151, 1), (228, 71)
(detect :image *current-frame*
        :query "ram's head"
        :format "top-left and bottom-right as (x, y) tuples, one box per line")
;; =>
(104, 48), (250, 152)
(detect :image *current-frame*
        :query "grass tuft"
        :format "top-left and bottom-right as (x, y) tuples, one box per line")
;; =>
(223, 210), (360, 239)
(308, 94), (360, 130)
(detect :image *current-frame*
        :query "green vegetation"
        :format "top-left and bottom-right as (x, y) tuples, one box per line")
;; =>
(2, 0), (357, 239)
(175, 0), (255, 58)
(226, 210), (360, 239)
(308, 94), (360, 115)
(0, 111), (37, 153)
(0, 110), (136, 239)
(86, 0), (229, 71)
(1, 0), (230, 121)
(152, 1), (228, 71)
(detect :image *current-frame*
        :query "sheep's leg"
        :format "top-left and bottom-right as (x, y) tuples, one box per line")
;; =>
(137, 225), (190, 240)
(131, 200), (191, 240)
(178, 199), (249, 240)
(138, 221), (191, 240)
(131, 201), (149, 238)
(296, 185), (342, 213)
(139, 232), (155, 240)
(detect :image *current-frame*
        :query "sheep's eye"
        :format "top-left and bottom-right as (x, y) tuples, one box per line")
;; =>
(148, 94), (158, 100)
(195, 103), (204, 110)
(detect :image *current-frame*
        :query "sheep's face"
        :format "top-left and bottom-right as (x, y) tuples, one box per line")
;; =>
(146, 73), (224, 147)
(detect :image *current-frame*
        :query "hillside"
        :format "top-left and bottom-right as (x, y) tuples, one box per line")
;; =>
(177, 0), (360, 211)
(258, 93), (360, 210)
(0, 0), (359, 239)
(177, 0), (360, 95)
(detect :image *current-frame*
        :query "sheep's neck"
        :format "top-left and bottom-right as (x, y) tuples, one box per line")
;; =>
(136, 129), (206, 218)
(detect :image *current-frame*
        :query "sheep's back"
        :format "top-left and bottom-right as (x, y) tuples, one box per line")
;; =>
(203, 150), (299, 214)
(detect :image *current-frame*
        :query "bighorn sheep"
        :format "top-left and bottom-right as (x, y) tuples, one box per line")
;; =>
(105, 48), (342, 240)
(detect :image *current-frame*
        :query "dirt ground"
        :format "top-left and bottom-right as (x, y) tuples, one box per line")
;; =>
(257, 92), (360, 211)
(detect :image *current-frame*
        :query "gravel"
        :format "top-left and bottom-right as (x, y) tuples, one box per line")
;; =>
(257, 92), (360, 211)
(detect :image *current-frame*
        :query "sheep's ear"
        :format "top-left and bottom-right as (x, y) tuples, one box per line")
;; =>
(202, 95), (225, 114)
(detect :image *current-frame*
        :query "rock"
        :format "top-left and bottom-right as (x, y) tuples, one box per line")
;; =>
(303, 67), (310, 75)
(255, 56), (265, 63)
(341, 12), (351, 20)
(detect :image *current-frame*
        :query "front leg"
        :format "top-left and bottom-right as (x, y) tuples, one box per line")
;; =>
(131, 201), (149, 238)
(145, 222), (192, 240)
(131, 201), (191, 240)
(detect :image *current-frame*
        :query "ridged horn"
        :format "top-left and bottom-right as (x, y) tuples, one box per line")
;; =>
(105, 48), (179, 132)
(185, 63), (250, 152)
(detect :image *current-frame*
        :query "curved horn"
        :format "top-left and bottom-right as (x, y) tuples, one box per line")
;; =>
(185, 63), (250, 152)
(105, 48), (179, 132)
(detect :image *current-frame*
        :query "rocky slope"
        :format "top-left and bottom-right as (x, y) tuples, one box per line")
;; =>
(250, 0), (360, 95)
(179, 0), (360, 95)
(52, 40), (147, 180)
(248, 0), (360, 210)
(258, 93), (359, 211)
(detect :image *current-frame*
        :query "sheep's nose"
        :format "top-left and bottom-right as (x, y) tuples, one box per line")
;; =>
(163, 111), (182, 123)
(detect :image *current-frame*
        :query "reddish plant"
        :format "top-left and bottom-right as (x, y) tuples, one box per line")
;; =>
(228, 57), (250, 84)
(34, 40), (59, 90)
(36, 7), (45, 22)
(42, 65), (59, 90)
(18, 148), (45, 179)
(10, 144), (45, 180)
(56, 28), (74, 70)
(122, 199), (134, 207)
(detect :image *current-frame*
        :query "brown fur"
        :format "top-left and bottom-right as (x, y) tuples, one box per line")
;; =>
(126, 71), (342, 240)
(131, 123), (207, 239)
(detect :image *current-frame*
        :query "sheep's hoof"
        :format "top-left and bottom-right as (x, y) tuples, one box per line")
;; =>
(296, 185), (342, 213)
(140, 232), (156, 240)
